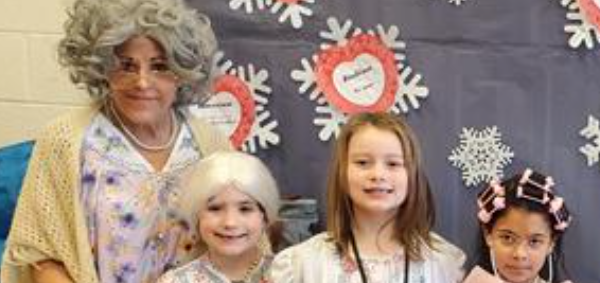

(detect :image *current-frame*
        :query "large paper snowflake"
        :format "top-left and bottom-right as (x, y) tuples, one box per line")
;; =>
(214, 52), (280, 152)
(228, 0), (315, 29)
(554, 0), (600, 49)
(449, 126), (515, 187)
(291, 17), (429, 141)
(579, 115), (600, 167)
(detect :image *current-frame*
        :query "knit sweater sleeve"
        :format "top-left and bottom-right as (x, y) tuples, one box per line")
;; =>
(1, 107), (100, 283)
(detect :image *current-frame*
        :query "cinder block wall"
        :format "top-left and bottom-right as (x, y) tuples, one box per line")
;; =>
(0, 0), (89, 147)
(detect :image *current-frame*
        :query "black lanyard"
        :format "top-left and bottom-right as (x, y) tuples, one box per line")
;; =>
(349, 232), (409, 283)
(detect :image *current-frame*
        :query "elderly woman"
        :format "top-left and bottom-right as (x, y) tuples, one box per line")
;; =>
(0, 0), (231, 282)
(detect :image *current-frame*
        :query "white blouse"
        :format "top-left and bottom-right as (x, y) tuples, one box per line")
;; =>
(268, 232), (465, 283)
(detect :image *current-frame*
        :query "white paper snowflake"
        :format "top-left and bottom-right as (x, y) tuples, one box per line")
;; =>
(313, 105), (348, 141)
(448, 0), (468, 6)
(270, 0), (315, 29)
(229, 0), (270, 13)
(291, 17), (429, 141)
(449, 126), (515, 187)
(579, 115), (600, 167)
(214, 52), (280, 152)
(554, 0), (600, 49)
(227, 0), (315, 29)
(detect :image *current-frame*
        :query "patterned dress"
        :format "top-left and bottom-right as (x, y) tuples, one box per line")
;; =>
(157, 253), (272, 283)
(80, 114), (202, 283)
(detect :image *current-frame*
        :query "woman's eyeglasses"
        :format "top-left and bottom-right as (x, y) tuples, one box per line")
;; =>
(109, 57), (177, 88)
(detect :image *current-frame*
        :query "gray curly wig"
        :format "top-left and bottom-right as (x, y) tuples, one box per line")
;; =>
(58, 0), (217, 105)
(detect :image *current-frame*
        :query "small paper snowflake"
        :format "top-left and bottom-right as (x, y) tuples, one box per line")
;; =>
(448, 0), (468, 6)
(227, 0), (315, 29)
(229, 0), (270, 13)
(291, 17), (429, 141)
(449, 126), (515, 187)
(214, 52), (281, 152)
(554, 0), (600, 49)
(579, 115), (600, 167)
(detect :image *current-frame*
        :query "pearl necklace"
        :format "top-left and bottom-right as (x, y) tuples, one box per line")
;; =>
(108, 101), (179, 152)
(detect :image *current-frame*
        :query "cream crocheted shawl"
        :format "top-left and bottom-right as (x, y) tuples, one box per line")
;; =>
(1, 104), (232, 283)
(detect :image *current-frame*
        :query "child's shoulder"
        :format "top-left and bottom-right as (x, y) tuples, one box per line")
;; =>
(426, 232), (466, 265)
(273, 232), (336, 262)
(414, 232), (466, 281)
(269, 233), (339, 282)
(280, 232), (334, 253)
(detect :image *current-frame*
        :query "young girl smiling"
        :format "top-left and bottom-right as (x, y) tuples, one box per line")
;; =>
(158, 151), (280, 283)
(269, 112), (465, 283)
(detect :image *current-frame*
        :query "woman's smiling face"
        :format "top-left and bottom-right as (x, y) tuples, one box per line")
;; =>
(108, 35), (179, 128)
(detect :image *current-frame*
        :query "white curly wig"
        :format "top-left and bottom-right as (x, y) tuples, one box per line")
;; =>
(179, 151), (281, 232)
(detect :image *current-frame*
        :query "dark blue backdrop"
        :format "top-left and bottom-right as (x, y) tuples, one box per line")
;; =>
(194, 0), (600, 281)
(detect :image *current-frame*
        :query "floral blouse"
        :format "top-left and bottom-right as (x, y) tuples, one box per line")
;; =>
(80, 114), (202, 283)
(157, 253), (272, 283)
(268, 233), (465, 283)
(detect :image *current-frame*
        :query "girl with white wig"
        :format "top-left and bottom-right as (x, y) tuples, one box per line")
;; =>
(158, 151), (281, 283)
(1, 0), (231, 282)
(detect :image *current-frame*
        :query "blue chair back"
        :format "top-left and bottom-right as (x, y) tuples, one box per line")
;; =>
(0, 140), (34, 266)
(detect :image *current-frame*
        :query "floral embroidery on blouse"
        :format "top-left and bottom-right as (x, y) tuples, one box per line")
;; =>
(80, 114), (202, 283)
(338, 250), (424, 283)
